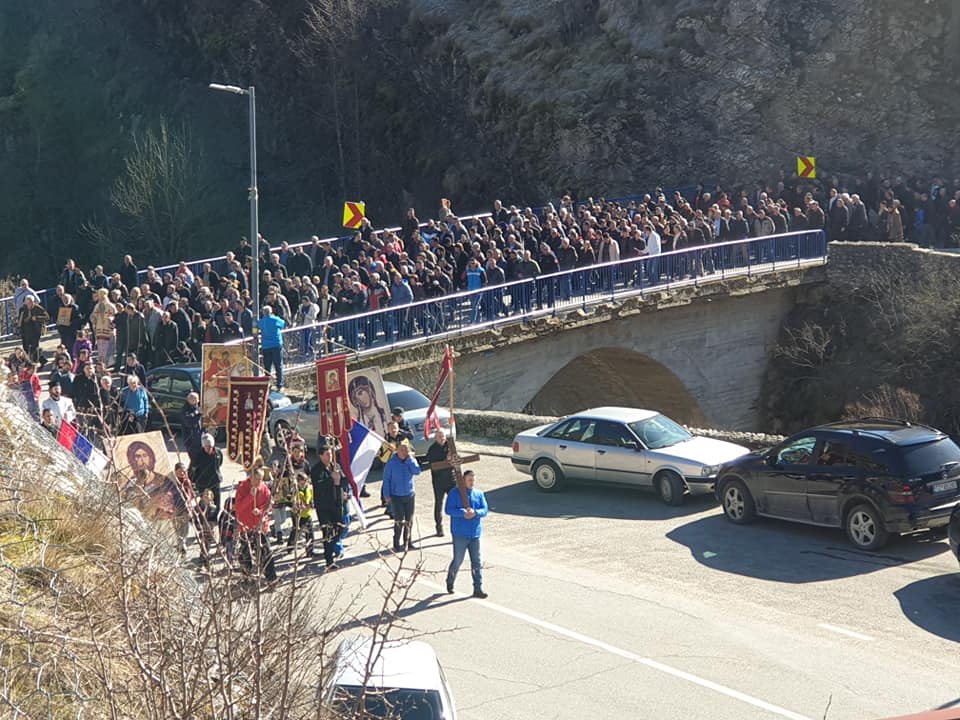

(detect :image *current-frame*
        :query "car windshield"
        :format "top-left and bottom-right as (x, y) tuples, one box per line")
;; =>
(387, 389), (431, 412)
(897, 438), (960, 476)
(332, 685), (444, 719)
(628, 414), (691, 450)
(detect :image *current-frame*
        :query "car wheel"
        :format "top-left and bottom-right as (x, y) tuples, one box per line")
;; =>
(274, 420), (292, 446)
(532, 460), (563, 492)
(845, 503), (889, 550)
(655, 470), (685, 506)
(720, 478), (756, 524)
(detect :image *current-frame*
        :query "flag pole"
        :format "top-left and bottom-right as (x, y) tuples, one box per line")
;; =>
(446, 345), (470, 507)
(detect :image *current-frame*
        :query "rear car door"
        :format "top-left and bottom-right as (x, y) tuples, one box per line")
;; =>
(592, 420), (646, 485)
(761, 434), (818, 520)
(806, 435), (859, 526)
(145, 371), (171, 428)
(165, 371), (196, 429)
(542, 418), (597, 482)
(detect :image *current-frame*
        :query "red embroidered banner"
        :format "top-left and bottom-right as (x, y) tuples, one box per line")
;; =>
(227, 376), (271, 467)
(315, 355), (350, 439)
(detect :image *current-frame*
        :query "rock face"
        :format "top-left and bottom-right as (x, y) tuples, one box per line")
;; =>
(409, 0), (960, 197)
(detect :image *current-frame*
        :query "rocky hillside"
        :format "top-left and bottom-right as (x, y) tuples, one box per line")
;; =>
(1, 0), (958, 283)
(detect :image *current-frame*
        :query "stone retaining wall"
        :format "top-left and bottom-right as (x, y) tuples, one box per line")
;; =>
(827, 241), (960, 282)
(454, 409), (785, 450)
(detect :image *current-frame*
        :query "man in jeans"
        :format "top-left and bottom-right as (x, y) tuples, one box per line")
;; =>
(258, 305), (286, 391)
(382, 440), (421, 552)
(445, 469), (489, 599)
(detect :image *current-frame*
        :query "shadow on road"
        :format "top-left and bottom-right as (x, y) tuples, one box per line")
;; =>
(666, 514), (950, 583)
(894, 573), (960, 643)
(484, 479), (717, 520)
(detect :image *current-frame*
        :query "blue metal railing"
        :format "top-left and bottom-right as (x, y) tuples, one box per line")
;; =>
(259, 229), (827, 368)
(0, 212), (490, 339)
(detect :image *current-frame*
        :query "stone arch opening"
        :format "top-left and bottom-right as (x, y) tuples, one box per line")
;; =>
(526, 347), (707, 426)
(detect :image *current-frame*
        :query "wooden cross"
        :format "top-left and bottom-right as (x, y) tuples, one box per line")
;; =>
(429, 436), (479, 506)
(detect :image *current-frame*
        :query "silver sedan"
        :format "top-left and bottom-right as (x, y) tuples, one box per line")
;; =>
(511, 407), (749, 505)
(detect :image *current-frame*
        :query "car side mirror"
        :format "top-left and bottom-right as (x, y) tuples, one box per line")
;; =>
(766, 454), (780, 467)
(623, 441), (639, 451)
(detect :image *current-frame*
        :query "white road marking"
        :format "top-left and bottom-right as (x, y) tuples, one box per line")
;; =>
(419, 578), (814, 720)
(817, 623), (874, 642)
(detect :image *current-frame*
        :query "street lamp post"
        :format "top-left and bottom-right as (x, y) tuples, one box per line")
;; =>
(209, 83), (260, 368)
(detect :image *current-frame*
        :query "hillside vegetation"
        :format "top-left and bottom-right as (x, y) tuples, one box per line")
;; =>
(1, 0), (958, 284)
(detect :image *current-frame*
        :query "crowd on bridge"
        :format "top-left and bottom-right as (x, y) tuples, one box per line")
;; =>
(7, 170), (960, 403)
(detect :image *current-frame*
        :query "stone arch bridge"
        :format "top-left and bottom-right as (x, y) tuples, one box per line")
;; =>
(293, 263), (828, 432)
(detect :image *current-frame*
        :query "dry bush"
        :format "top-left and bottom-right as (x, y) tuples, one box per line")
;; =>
(0, 386), (430, 719)
(842, 385), (925, 424)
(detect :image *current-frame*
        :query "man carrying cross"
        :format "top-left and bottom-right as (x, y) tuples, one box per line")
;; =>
(426, 428), (456, 537)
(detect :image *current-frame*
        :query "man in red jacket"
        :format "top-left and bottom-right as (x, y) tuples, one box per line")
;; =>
(235, 466), (278, 584)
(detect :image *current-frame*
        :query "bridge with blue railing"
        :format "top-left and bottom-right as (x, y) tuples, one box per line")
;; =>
(0, 192), (825, 371)
(262, 228), (828, 374)
(0, 186), (704, 338)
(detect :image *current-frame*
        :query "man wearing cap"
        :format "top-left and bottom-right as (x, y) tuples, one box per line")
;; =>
(382, 440), (421, 552)
(258, 305), (286, 391)
(390, 407), (414, 444)
(190, 433), (224, 509)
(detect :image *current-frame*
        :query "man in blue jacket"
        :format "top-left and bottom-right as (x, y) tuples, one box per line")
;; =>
(382, 440), (421, 552)
(119, 374), (149, 435)
(258, 305), (287, 391)
(445, 469), (489, 599)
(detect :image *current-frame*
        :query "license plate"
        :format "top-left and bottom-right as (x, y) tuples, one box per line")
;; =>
(930, 479), (958, 494)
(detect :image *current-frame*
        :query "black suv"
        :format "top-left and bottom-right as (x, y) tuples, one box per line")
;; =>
(715, 418), (960, 550)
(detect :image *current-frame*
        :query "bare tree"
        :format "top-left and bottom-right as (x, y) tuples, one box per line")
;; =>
(0, 382), (441, 719)
(111, 118), (211, 262)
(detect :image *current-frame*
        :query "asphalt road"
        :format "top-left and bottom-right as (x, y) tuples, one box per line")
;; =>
(300, 445), (960, 720)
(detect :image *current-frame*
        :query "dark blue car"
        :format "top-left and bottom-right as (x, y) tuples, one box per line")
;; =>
(715, 418), (960, 550)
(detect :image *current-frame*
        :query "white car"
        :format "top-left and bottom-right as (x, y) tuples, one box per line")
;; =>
(511, 407), (750, 505)
(268, 381), (453, 450)
(321, 636), (458, 719)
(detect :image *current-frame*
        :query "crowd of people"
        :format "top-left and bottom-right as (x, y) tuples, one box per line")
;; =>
(3, 172), (957, 584)
(8, 173), (960, 382)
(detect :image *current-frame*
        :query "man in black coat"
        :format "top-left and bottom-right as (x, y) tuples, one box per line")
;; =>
(190, 434), (224, 509)
(18, 297), (48, 363)
(155, 311), (180, 366)
(286, 246), (313, 279)
(425, 429), (456, 537)
(847, 194), (869, 241)
(180, 392), (203, 456)
(311, 443), (347, 569)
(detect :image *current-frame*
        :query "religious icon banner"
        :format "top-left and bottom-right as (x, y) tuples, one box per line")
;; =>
(202, 343), (252, 428)
(227, 376), (271, 467)
(315, 354), (350, 439)
(345, 367), (389, 439)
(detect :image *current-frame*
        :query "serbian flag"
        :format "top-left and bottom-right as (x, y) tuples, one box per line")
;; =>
(57, 422), (105, 473)
(423, 346), (452, 440)
(348, 421), (384, 493)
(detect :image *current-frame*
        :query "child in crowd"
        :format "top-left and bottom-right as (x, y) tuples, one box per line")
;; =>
(194, 488), (219, 565)
(71, 330), (93, 368)
(287, 472), (315, 558)
(218, 496), (237, 568)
